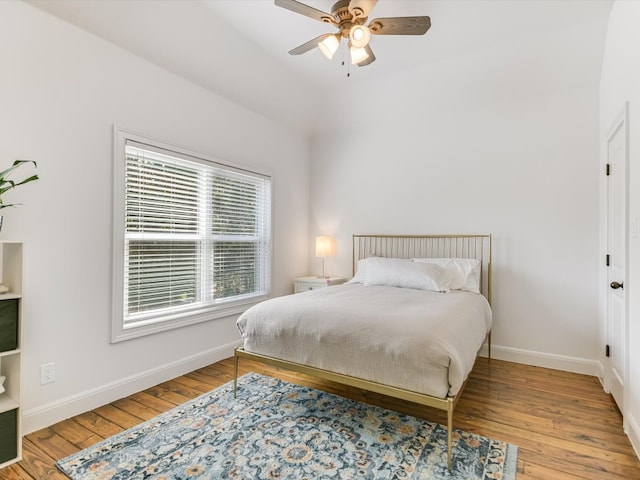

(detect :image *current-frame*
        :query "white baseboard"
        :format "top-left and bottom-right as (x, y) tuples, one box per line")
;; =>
(22, 340), (242, 435)
(597, 362), (606, 389)
(23, 341), (604, 435)
(625, 412), (640, 460)
(479, 343), (601, 377)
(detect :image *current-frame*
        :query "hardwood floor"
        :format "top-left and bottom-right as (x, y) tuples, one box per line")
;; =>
(1, 357), (638, 479)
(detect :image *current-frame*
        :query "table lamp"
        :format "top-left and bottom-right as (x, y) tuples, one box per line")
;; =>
(315, 236), (335, 278)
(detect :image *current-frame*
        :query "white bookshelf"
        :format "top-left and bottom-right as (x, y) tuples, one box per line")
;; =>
(0, 242), (23, 469)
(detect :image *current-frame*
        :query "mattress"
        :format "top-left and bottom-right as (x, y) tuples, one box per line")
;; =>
(236, 283), (492, 399)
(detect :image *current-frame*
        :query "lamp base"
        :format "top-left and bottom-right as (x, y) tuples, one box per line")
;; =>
(318, 257), (328, 279)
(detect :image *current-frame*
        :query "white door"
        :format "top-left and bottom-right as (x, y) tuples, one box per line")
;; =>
(605, 103), (628, 412)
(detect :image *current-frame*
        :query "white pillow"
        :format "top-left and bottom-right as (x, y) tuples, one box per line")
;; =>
(412, 258), (481, 293)
(363, 257), (450, 292)
(347, 258), (368, 284)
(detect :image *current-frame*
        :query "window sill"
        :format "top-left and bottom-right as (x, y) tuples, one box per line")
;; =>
(110, 295), (267, 343)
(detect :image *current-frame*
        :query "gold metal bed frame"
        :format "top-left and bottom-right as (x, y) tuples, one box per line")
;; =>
(234, 234), (492, 470)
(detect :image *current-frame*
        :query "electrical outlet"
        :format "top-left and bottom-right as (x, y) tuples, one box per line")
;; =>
(40, 363), (55, 385)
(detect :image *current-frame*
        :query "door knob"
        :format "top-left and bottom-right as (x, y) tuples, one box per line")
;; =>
(610, 281), (624, 290)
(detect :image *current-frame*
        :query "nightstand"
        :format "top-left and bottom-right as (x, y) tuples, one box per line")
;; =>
(294, 276), (346, 293)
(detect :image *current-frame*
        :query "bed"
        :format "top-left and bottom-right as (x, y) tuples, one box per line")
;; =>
(233, 234), (492, 469)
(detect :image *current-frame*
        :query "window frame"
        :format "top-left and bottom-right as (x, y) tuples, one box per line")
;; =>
(112, 127), (273, 342)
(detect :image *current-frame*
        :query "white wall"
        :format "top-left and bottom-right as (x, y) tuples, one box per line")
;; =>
(0, 0), (618, 439)
(27, 0), (321, 135)
(0, 1), (310, 433)
(310, 17), (606, 374)
(599, 0), (640, 457)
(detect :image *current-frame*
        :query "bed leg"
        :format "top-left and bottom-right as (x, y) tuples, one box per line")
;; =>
(233, 348), (239, 398)
(447, 402), (453, 471)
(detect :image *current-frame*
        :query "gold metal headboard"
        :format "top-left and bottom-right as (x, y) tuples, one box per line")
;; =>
(352, 234), (492, 304)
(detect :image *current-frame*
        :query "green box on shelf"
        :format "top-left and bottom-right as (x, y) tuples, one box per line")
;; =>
(0, 408), (18, 464)
(0, 299), (18, 352)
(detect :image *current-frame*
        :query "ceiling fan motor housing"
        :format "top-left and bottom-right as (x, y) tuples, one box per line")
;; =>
(326, 0), (368, 37)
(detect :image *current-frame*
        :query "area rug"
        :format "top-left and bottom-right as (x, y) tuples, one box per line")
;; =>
(56, 373), (518, 479)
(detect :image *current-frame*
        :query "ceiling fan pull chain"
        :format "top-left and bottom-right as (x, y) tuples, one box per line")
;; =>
(340, 41), (350, 78)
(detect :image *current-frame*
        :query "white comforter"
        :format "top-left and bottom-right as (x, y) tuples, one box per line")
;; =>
(236, 283), (492, 399)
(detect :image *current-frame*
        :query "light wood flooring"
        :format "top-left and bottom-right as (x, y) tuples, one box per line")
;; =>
(1, 357), (639, 479)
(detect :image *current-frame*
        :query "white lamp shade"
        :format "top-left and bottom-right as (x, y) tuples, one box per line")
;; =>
(315, 236), (335, 258)
(350, 45), (369, 65)
(349, 24), (371, 48)
(318, 35), (340, 60)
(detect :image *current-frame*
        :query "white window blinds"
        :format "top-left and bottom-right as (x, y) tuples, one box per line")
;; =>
(116, 138), (271, 335)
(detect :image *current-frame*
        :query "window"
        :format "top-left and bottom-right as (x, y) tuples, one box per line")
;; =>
(112, 129), (271, 341)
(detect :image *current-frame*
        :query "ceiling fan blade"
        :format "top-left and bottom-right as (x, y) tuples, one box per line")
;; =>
(356, 44), (376, 67)
(288, 33), (333, 55)
(369, 16), (431, 35)
(348, 0), (378, 19)
(275, 0), (335, 25)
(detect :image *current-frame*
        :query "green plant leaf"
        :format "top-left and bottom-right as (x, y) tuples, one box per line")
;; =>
(0, 159), (39, 209)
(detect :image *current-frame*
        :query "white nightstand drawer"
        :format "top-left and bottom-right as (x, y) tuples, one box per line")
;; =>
(294, 276), (346, 294)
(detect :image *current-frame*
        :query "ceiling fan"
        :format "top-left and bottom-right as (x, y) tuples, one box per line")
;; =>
(274, 0), (431, 67)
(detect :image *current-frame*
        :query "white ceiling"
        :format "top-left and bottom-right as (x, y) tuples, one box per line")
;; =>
(204, 0), (613, 88)
(26, 0), (613, 133)
(29, 0), (613, 89)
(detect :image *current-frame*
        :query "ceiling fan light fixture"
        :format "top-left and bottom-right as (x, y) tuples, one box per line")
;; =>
(276, 0), (432, 69)
(350, 45), (369, 64)
(349, 24), (371, 48)
(318, 34), (340, 59)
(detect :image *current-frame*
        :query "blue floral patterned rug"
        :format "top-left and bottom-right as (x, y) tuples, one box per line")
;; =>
(56, 373), (518, 479)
